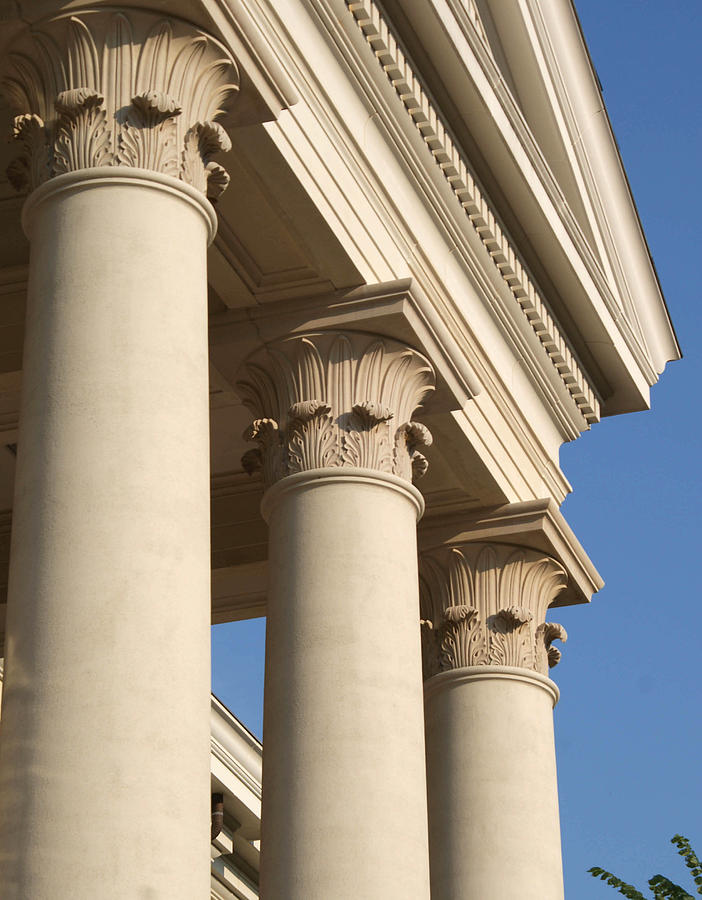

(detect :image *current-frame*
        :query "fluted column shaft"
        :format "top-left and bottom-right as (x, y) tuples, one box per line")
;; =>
(420, 542), (569, 900)
(238, 331), (435, 899)
(0, 9), (239, 897)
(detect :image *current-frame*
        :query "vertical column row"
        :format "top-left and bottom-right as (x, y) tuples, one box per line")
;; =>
(237, 332), (573, 899)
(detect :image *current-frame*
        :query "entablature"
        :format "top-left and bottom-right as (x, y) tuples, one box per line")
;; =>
(245, 0), (602, 439)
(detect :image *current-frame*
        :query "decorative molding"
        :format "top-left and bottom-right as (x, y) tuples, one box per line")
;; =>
(1, 9), (239, 198)
(419, 498), (604, 607)
(345, 1), (600, 424)
(420, 542), (567, 678)
(461, 0), (492, 49)
(237, 331), (435, 487)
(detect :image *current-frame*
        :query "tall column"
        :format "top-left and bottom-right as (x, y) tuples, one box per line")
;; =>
(237, 331), (434, 899)
(0, 10), (239, 898)
(420, 542), (569, 900)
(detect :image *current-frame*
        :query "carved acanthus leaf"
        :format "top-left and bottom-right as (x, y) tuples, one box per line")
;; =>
(342, 401), (395, 473)
(182, 121), (232, 198)
(535, 622), (568, 676)
(237, 332), (435, 487)
(2, 10), (239, 193)
(288, 403), (341, 474)
(117, 91), (182, 175)
(244, 418), (286, 486)
(289, 400), (331, 423)
(352, 401), (394, 424)
(439, 605), (489, 670)
(394, 420), (433, 481)
(420, 542), (568, 678)
(241, 448), (263, 476)
(8, 114), (50, 191)
(490, 607), (535, 669)
(53, 89), (112, 175)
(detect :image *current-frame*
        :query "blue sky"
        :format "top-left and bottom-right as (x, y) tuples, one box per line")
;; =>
(555, 0), (701, 895)
(213, 1), (702, 895)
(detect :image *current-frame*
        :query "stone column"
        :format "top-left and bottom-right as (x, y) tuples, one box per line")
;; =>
(420, 542), (569, 900)
(0, 10), (239, 898)
(237, 331), (435, 899)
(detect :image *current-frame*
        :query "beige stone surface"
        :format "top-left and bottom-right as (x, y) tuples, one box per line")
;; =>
(425, 667), (563, 900)
(0, 169), (215, 898)
(261, 470), (430, 899)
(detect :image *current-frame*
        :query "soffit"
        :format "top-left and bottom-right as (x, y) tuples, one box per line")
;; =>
(211, 124), (363, 309)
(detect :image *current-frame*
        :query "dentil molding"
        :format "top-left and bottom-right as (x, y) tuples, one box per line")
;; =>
(236, 331), (435, 488)
(345, 0), (600, 425)
(1, 8), (240, 198)
(420, 541), (568, 679)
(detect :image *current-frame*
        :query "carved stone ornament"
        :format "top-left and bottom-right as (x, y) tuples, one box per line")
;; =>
(420, 542), (568, 679)
(236, 331), (436, 487)
(1, 9), (240, 198)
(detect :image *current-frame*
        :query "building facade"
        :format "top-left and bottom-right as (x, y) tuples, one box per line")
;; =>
(0, 0), (679, 897)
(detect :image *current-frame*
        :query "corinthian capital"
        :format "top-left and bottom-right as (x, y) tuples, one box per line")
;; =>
(420, 542), (568, 679)
(1, 9), (239, 196)
(236, 331), (435, 487)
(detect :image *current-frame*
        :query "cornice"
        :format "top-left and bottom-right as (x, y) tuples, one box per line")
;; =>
(375, 0), (674, 411)
(442, 0), (657, 384)
(527, 0), (680, 377)
(232, 0), (596, 448)
(345, 0), (600, 424)
(210, 696), (262, 800)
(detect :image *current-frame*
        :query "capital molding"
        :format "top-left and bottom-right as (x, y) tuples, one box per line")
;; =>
(210, 278), (482, 414)
(1, 7), (240, 197)
(236, 330), (435, 488)
(420, 541), (568, 680)
(419, 497), (604, 607)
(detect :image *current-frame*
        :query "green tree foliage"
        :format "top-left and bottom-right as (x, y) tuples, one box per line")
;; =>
(589, 835), (702, 899)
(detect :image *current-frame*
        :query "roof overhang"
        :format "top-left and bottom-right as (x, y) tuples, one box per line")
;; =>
(374, 0), (680, 416)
